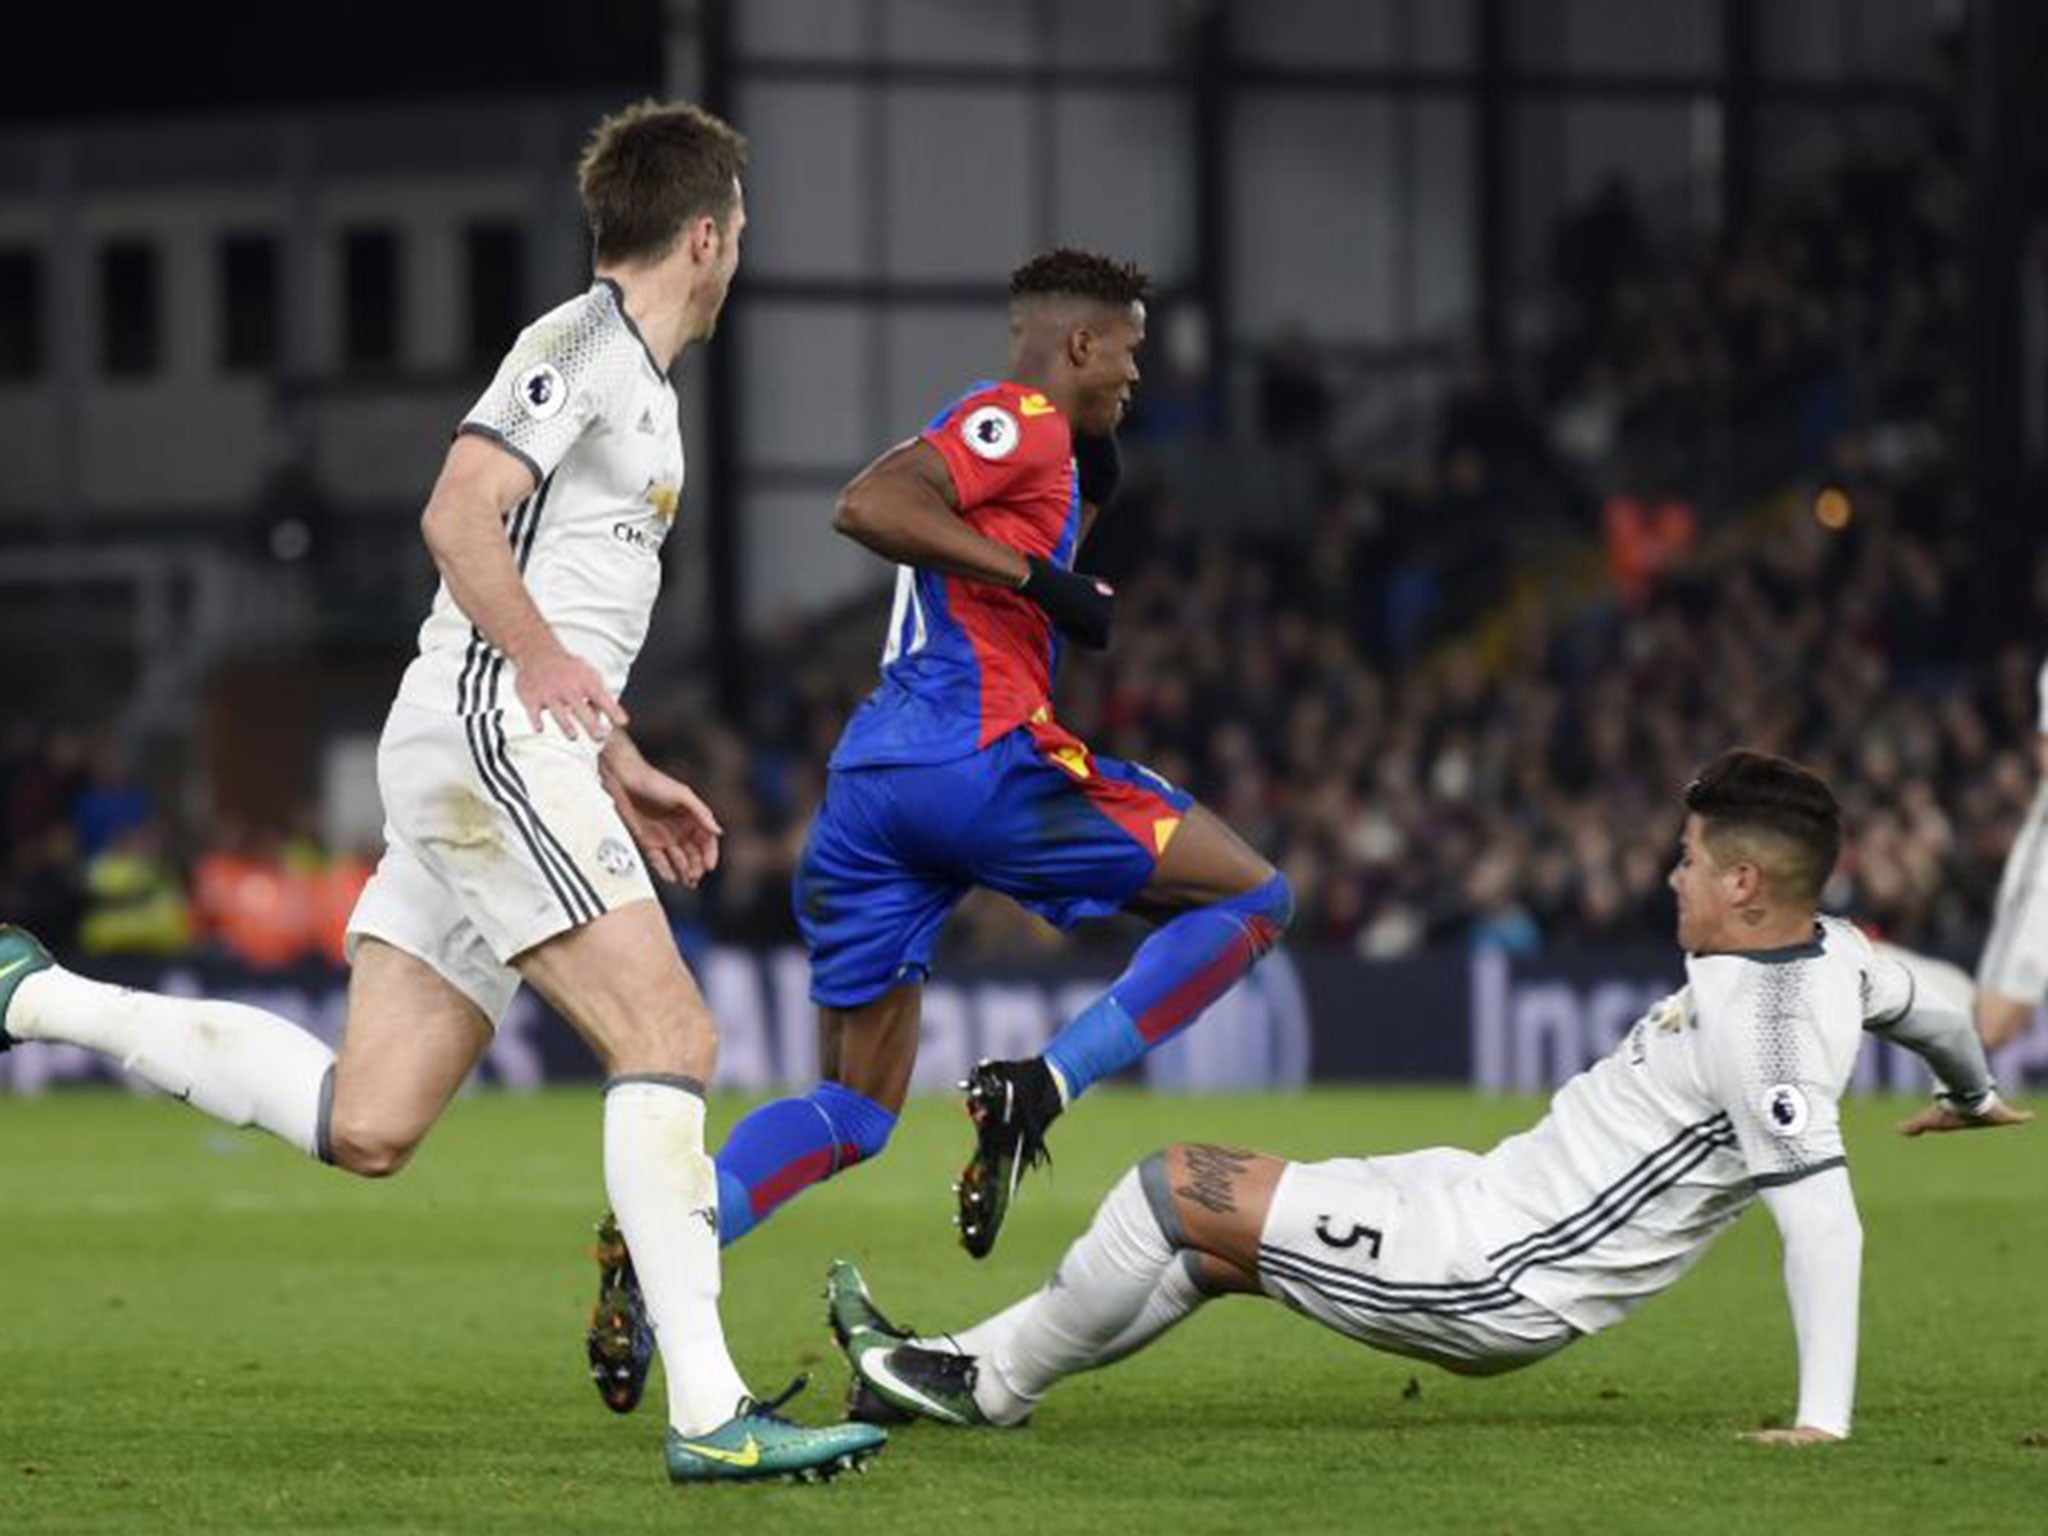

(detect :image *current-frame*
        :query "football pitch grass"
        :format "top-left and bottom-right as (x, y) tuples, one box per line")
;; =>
(0, 1087), (2040, 1535)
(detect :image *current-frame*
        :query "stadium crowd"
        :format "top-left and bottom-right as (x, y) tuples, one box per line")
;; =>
(644, 95), (2042, 969)
(8, 88), (2039, 975)
(667, 503), (2042, 965)
(0, 729), (367, 969)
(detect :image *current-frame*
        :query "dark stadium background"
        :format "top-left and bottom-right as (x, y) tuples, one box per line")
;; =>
(3, 0), (2044, 1100)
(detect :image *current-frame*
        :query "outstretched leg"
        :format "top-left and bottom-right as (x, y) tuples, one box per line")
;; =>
(958, 806), (1290, 1257)
(851, 1144), (1278, 1425)
(0, 925), (482, 1174)
(1043, 809), (1292, 1103)
(974, 1145), (1275, 1420)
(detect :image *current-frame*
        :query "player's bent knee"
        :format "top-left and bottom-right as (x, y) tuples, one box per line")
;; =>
(808, 1080), (897, 1168)
(1137, 1149), (1189, 1248)
(1221, 871), (1292, 953)
(325, 1114), (422, 1179)
(1256, 871), (1295, 940)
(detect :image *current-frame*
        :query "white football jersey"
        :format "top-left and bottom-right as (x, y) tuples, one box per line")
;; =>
(1465, 916), (1907, 1333)
(395, 278), (684, 716)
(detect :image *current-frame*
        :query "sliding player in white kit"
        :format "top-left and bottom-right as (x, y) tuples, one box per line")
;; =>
(830, 751), (2029, 1444)
(0, 101), (883, 1484)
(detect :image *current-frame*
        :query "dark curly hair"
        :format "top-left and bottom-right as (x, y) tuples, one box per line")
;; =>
(1682, 749), (1842, 904)
(1009, 247), (1150, 307)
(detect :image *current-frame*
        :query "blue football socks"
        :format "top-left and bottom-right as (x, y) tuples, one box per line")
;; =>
(713, 1080), (897, 1245)
(1044, 873), (1292, 1101)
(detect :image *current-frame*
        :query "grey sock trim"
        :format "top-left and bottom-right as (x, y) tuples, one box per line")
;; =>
(1178, 1248), (1224, 1298)
(314, 1062), (337, 1166)
(606, 1072), (707, 1098)
(1138, 1152), (1186, 1246)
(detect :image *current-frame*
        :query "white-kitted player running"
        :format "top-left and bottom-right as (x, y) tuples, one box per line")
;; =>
(1973, 657), (2048, 1051)
(0, 100), (883, 1485)
(830, 750), (2029, 1445)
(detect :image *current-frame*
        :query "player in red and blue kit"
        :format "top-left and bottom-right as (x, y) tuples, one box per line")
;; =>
(584, 249), (1291, 1419)
(719, 248), (1290, 1250)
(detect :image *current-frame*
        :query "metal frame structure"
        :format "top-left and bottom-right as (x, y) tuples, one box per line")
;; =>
(674, 0), (1995, 699)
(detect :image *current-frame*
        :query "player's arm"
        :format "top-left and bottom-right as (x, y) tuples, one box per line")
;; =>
(1740, 1168), (1861, 1446)
(597, 730), (720, 887)
(1864, 951), (2033, 1134)
(419, 435), (626, 742)
(835, 440), (1115, 649)
(835, 439), (1028, 585)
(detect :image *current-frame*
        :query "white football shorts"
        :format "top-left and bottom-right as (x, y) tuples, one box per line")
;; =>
(1978, 781), (2048, 1005)
(346, 701), (656, 1021)
(1258, 1148), (1578, 1374)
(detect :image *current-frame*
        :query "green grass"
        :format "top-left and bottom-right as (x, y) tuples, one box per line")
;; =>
(0, 1088), (2041, 1535)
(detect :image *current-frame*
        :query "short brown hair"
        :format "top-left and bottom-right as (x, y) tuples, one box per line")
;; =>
(577, 100), (748, 266)
(1682, 749), (1842, 905)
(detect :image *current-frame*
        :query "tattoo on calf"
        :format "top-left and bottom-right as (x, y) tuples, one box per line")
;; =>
(1176, 1144), (1255, 1215)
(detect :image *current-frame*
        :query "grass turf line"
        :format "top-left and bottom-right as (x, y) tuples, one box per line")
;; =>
(0, 1088), (2041, 1535)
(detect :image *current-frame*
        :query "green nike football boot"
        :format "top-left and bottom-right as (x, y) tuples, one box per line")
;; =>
(841, 1328), (988, 1428)
(825, 1258), (910, 1349)
(0, 925), (54, 1052)
(824, 1259), (914, 1426)
(665, 1378), (888, 1485)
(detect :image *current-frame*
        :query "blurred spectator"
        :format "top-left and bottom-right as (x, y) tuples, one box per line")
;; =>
(311, 845), (376, 968)
(71, 737), (155, 858)
(201, 830), (319, 970)
(1602, 493), (1697, 608)
(79, 822), (191, 959)
(1257, 326), (1332, 448)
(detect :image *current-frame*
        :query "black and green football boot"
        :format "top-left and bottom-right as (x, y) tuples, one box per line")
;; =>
(954, 1058), (1061, 1258)
(587, 1211), (653, 1415)
(840, 1328), (987, 1429)
(824, 1259), (914, 1426)
(0, 925), (54, 1053)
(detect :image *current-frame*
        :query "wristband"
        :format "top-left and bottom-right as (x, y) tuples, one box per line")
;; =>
(1018, 554), (1114, 650)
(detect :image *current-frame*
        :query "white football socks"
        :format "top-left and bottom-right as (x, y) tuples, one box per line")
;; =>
(7, 967), (336, 1158)
(936, 1255), (1207, 1376)
(975, 1160), (1210, 1424)
(924, 1292), (1041, 1360)
(602, 1076), (751, 1435)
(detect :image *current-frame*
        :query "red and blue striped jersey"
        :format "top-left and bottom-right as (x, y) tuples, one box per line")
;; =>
(831, 380), (1081, 769)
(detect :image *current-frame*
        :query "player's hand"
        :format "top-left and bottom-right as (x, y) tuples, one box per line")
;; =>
(515, 646), (629, 742)
(1737, 1426), (1842, 1447)
(600, 740), (721, 887)
(1018, 555), (1115, 650)
(1896, 1093), (2034, 1137)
